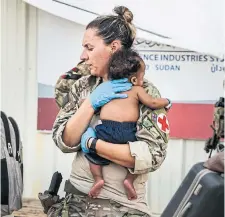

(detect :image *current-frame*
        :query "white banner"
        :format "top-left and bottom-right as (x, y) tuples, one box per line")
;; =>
(35, 9), (224, 102)
(136, 42), (224, 101)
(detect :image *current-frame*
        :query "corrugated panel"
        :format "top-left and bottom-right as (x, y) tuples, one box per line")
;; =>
(1, 0), (26, 125)
(1, 0), (39, 197)
(34, 132), (75, 197)
(147, 139), (184, 215)
(182, 140), (209, 175)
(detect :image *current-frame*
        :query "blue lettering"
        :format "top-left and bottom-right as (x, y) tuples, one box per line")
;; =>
(210, 56), (215, 62)
(203, 55), (208, 61)
(155, 64), (180, 71)
(165, 65), (170, 70)
(211, 64), (225, 73)
(161, 55), (169, 61)
(143, 54), (150, 61)
(142, 54), (159, 61)
(175, 65), (180, 70)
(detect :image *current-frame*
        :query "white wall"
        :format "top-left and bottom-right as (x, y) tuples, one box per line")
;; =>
(1, 0), (38, 198)
(34, 133), (75, 198)
(37, 9), (85, 86)
(1, 0), (85, 198)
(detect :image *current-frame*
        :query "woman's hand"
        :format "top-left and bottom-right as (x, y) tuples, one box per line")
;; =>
(81, 127), (97, 153)
(90, 78), (132, 111)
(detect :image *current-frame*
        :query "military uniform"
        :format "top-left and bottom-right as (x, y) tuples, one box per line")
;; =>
(213, 98), (224, 138)
(55, 61), (90, 108)
(48, 189), (150, 217)
(50, 61), (170, 217)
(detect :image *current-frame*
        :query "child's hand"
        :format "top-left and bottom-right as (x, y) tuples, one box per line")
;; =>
(165, 98), (172, 111)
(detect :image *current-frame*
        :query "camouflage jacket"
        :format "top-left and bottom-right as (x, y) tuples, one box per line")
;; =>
(213, 97), (224, 138)
(53, 61), (170, 173)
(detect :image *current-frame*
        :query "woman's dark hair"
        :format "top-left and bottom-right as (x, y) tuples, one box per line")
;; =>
(86, 6), (136, 49)
(108, 49), (143, 80)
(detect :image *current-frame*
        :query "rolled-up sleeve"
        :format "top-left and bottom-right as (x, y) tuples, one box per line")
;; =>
(128, 140), (152, 174)
(52, 75), (94, 153)
(52, 107), (81, 153)
(128, 80), (169, 175)
(128, 127), (167, 174)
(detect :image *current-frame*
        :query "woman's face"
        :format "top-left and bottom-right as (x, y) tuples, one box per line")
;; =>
(80, 28), (119, 79)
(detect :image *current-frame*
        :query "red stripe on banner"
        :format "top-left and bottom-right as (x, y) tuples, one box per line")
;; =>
(167, 104), (214, 140)
(38, 98), (214, 139)
(37, 98), (59, 130)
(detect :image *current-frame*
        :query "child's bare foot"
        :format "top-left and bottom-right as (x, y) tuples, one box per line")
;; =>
(88, 179), (104, 198)
(123, 179), (137, 200)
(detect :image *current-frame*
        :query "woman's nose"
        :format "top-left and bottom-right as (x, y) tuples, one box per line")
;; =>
(80, 50), (88, 61)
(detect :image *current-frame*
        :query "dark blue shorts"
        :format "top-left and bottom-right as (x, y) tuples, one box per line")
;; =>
(85, 120), (137, 165)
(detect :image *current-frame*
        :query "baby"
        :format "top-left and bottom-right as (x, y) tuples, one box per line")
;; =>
(85, 48), (171, 200)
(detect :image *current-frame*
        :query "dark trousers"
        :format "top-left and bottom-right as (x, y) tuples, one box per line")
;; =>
(85, 120), (137, 165)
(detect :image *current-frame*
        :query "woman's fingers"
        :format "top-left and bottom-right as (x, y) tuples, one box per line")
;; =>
(89, 79), (131, 110)
(113, 84), (132, 93)
(110, 93), (128, 99)
(111, 78), (128, 84)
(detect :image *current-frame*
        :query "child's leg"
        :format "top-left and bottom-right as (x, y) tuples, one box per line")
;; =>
(89, 162), (105, 198)
(123, 171), (138, 200)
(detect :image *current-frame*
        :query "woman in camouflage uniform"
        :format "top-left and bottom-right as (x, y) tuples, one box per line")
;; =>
(49, 6), (169, 217)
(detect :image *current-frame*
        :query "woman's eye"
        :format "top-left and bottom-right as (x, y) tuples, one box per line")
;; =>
(87, 47), (93, 51)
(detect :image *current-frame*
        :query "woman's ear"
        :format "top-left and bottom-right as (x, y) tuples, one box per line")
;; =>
(107, 47), (113, 55)
(130, 76), (138, 85)
(111, 40), (122, 53)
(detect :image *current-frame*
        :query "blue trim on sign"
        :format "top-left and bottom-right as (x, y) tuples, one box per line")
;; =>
(38, 83), (55, 98)
(138, 50), (193, 53)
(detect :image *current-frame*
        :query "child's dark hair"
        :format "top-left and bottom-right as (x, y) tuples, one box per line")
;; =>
(108, 49), (143, 80)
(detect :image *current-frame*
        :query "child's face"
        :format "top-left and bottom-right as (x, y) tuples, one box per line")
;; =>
(132, 61), (145, 86)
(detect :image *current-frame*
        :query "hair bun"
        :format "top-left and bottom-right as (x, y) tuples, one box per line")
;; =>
(114, 6), (133, 23)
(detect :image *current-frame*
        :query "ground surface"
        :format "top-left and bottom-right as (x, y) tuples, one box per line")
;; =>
(12, 199), (46, 217)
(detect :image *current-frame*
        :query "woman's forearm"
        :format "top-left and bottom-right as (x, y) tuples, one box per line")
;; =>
(90, 139), (135, 168)
(63, 99), (95, 147)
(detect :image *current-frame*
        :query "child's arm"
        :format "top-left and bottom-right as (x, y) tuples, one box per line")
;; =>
(136, 86), (170, 109)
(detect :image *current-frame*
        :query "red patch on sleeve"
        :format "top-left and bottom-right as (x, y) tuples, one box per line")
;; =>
(72, 67), (79, 72)
(61, 74), (67, 79)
